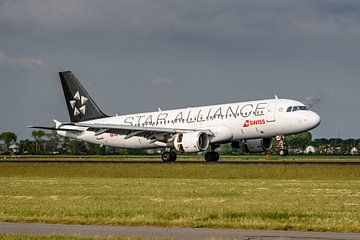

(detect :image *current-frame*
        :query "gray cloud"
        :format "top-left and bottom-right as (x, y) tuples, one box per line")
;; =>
(150, 78), (175, 86)
(0, 0), (359, 139)
(2, 0), (360, 39)
(0, 0), (101, 33)
(303, 93), (324, 109)
(0, 50), (45, 70)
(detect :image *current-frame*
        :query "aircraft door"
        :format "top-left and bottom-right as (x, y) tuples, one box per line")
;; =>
(266, 101), (277, 122)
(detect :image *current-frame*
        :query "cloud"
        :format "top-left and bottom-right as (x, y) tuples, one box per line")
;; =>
(303, 92), (324, 109)
(150, 78), (175, 86)
(0, 0), (102, 33)
(1, 0), (360, 39)
(0, 51), (45, 70)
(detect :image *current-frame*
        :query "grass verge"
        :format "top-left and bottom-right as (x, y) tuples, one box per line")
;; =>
(0, 163), (359, 232)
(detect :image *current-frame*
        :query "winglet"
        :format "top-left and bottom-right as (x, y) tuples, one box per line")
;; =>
(275, 95), (278, 100)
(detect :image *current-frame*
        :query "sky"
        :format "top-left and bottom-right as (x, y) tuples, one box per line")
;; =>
(0, 0), (359, 140)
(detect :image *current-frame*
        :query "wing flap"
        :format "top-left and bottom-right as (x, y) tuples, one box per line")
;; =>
(74, 122), (214, 137)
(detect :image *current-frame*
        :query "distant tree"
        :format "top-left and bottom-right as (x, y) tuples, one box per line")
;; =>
(19, 139), (36, 154)
(46, 130), (62, 152)
(286, 132), (312, 149)
(329, 138), (342, 146)
(68, 140), (84, 154)
(313, 138), (329, 147)
(218, 143), (233, 154)
(0, 132), (17, 152)
(32, 130), (46, 153)
(85, 143), (105, 155)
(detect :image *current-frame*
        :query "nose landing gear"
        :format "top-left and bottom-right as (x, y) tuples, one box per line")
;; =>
(276, 136), (288, 156)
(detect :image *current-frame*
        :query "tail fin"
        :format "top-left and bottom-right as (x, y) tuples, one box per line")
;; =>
(59, 71), (108, 122)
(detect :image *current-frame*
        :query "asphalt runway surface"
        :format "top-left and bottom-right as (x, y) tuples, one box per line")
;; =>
(1, 222), (359, 240)
(1, 160), (360, 165)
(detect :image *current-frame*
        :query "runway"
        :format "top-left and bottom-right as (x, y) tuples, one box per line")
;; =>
(1, 159), (360, 164)
(0, 222), (359, 240)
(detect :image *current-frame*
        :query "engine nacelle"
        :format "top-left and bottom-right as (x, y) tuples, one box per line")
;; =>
(174, 132), (210, 153)
(233, 138), (272, 153)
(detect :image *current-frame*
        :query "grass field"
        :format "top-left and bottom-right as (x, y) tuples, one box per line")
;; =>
(0, 160), (360, 232)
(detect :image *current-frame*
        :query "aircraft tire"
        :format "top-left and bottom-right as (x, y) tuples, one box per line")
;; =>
(279, 149), (288, 156)
(161, 151), (172, 162)
(169, 151), (177, 161)
(162, 151), (177, 162)
(205, 152), (219, 162)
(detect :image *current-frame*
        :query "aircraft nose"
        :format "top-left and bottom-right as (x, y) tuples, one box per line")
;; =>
(308, 111), (321, 129)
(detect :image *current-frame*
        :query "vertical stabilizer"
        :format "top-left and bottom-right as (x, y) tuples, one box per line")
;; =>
(59, 71), (108, 123)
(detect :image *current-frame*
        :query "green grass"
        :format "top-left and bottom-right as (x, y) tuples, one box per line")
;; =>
(0, 163), (360, 232)
(0, 163), (359, 180)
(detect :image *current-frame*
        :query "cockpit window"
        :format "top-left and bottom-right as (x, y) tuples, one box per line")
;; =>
(293, 106), (300, 112)
(287, 105), (307, 112)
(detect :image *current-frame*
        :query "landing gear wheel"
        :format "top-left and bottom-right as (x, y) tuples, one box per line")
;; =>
(279, 149), (288, 156)
(169, 151), (177, 161)
(205, 152), (219, 162)
(161, 151), (177, 162)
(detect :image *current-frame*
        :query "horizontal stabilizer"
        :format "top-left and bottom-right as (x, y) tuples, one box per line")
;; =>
(28, 126), (83, 133)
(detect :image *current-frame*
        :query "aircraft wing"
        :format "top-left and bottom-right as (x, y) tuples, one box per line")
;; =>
(74, 122), (214, 140)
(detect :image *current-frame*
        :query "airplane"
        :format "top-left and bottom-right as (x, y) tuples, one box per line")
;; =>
(30, 71), (321, 162)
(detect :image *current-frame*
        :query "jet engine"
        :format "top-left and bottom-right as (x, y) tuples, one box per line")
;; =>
(174, 132), (209, 153)
(232, 138), (272, 153)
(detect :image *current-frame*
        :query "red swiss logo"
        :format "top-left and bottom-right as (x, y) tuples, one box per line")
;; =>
(243, 119), (266, 128)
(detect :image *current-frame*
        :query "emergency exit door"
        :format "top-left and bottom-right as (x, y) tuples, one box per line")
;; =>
(266, 102), (277, 122)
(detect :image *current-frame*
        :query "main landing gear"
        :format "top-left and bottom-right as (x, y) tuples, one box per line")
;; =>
(161, 144), (220, 162)
(161, 151), (177, 162)
(204, 144), (220, 162)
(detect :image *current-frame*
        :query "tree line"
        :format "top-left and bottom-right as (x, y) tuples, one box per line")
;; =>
(0, 130), (359, 155)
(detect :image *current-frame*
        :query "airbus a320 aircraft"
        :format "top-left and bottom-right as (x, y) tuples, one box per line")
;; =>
(31, 71), (321, 162)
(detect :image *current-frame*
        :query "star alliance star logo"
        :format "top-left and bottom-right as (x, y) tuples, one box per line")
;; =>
(69, 91), (88, 116)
